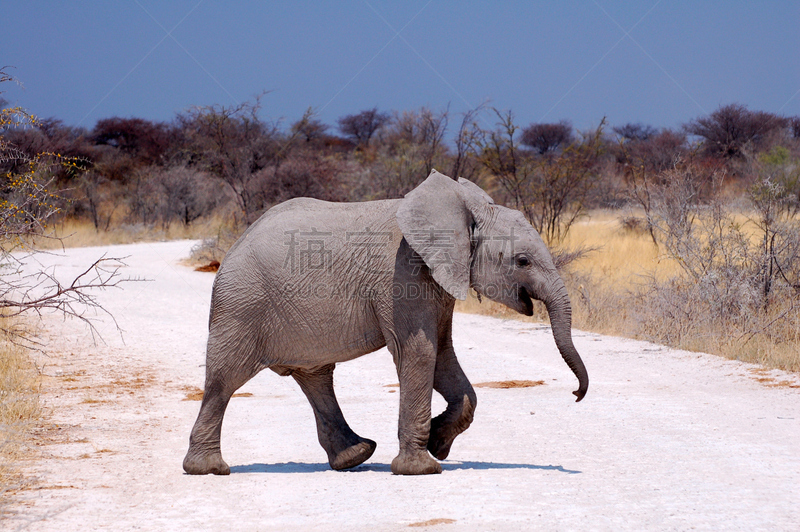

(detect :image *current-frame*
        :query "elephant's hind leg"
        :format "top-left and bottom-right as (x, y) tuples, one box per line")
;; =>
(291, 364), (376, 470)
(428, 347), (477, 460)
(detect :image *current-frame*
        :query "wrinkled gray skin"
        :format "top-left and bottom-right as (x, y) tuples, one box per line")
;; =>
(183, 170), (588, 476)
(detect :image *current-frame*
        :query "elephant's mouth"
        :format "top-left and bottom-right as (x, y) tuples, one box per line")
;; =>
(518, 286), (534, 316)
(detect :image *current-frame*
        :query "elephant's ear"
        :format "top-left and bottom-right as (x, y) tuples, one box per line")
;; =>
(458, 177), (495, 205)
(396, 170), (477, 300)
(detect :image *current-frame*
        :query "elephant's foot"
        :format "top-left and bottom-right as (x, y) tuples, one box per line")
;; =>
(427, 429), (456, 461)
(183, 449), (230, 475)
(330, 438), (377, 470)
(391, 451), (442, 475)
(428, 394), (474, 460)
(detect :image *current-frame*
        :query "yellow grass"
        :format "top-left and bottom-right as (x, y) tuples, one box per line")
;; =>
(0, 325), (42, 507)
(473, 380), (545, 389)
(408, 518), (457, 527)
(560, 210), (678, 286)
(561, 210), (775, 285)
(33, 215), (233, 250)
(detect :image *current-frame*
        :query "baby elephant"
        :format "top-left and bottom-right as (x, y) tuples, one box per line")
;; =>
(184, 170), (588, 476)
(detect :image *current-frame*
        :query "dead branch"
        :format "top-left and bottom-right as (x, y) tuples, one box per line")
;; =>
(0, 256), (140, 347)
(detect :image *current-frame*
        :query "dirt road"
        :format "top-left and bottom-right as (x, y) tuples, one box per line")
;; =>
(4, 241), (799, 531)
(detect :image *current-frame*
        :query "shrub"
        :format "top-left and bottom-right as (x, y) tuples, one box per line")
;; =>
(337, 108), (390, 148)
(475, 110), (606, 243)
(127, 165), (227, 228)
(1, 68), (128, 344)
(685, 103), (787, 159)
(521, 120), (574, 155)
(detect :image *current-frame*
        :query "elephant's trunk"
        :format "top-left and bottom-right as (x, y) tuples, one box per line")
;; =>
(543, 278), (589, 402)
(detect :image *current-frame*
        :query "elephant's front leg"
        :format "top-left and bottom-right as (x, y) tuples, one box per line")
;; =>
(428, 346), (477, 460)
(291, 365), (377, 470)
(390, 331), (442, 475)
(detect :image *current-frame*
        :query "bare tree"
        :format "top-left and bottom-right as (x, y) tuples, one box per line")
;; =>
(450, 103), (486, 180)
(528, 120), (606, 243)
(639, 155), (800, 349)
(613, 122), (658, 142)
(386, 106), (449, 175)
(616, 128), (688, 244)
(160, 167), (226, 226)
(474, 109), (535, 218)
(367, 144), (429, 199)
(79, 170), (119, 231)
(650, 161), (723, 273)
(745, 147), (800, 302)
(253, 152), (345, 205)
(290, 113), (329, 144)
(476, 111), (605, 243)
(0, 255), (129, 345)
(521, 120), (574, 155)
(684, 103), (787, 159)
(337, 107), (389, 147)
(360, 106), (452, 199)
(178, 96), (281, 223)
(127, 166), (226, 228)
(0, 67), (16, 86)
(0, 68), (130, 344)
(91, 116), (172, 166)
(789, 116), (800, 139)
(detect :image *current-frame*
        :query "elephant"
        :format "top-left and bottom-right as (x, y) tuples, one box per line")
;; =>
(183, 169), (588, 476)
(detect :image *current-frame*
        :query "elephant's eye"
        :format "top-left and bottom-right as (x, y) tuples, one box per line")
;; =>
(515, 255), (530, 268)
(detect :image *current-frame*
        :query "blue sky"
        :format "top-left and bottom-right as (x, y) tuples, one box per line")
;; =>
(2, 1), (799, 133)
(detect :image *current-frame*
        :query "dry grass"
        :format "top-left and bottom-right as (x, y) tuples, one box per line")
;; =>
(32, 215), (232, 250)
(0, 327), (42, 510)
(560, 210), (774, 288)
(194, 260), (220, 272)
(567, 214), (800, 373)
(80, 398), (107, 404)
(561, 210), (681, 286)
(181, 386), (253, 401)
(474, 380), (545, 389)
(384, 381), (544, 389)
(408, 518), (457, 527)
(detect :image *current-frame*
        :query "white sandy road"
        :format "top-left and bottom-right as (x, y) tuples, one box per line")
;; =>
(2, 240), (799, 531)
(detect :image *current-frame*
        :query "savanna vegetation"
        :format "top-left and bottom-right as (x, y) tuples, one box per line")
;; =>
(1, 68), (126, 502)
(0, 330), (41, 510)
(2, 73), (799, 383)
(2, 60), (799, 499)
